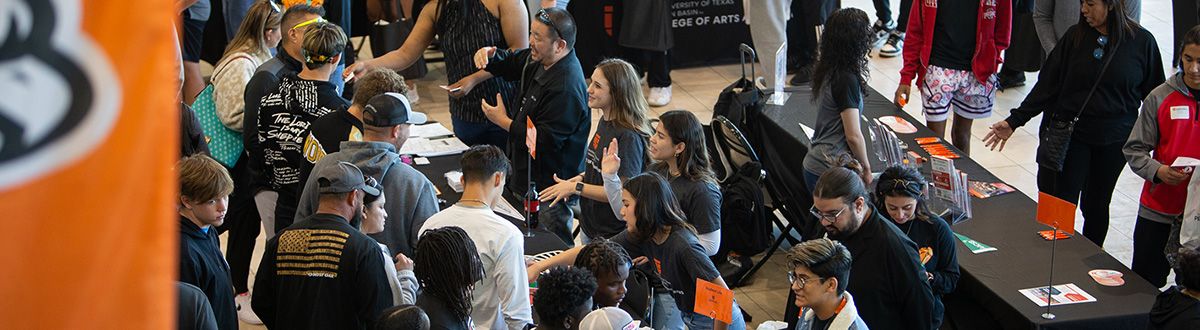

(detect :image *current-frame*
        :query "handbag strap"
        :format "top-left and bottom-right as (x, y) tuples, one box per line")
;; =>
(212, 54), (255, 81)
(1068, 38), (1119, 123)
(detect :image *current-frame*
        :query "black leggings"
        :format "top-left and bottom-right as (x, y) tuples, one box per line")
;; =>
(873, 0), (893, 23)
(1037, 138), (1126, 246)
(1132, 217), (1172, 288)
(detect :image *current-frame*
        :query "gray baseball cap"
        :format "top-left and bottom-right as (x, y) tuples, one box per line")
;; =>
(363, 92), (427, 127)
(316, 161), (381, 196)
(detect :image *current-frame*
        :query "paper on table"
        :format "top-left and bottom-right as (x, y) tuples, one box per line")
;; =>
(695, 278), (733, 324)
(408, 123), (454, 138)
(399, 137), (469, 157)
(798, 123), (815, 140)
(1018, 283), (1097, 307)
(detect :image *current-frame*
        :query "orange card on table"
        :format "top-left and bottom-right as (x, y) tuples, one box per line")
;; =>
(695, 278), (733, 324)
(1037, 192), (1077, 233)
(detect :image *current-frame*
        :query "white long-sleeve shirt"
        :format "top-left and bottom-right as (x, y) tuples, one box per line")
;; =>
(419, 205), (532, 330)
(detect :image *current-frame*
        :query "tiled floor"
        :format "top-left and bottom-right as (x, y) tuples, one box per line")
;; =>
(223, 1), (1184, 328)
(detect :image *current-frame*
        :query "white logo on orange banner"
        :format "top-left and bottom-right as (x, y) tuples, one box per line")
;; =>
(0, 0), (121, 190)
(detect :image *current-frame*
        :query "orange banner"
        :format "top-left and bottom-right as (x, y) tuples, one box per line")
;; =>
(1037, 192), (1077, 235)
(0, 0), (178, 329)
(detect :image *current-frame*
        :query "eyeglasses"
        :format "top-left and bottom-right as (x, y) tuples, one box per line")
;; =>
(292, 16), (325, 30)
(787, 271), (825, 289)
(268, 1), (281, 13)
(535, 9), (563, 42)
(809, 205), (848, 224)
(1093, 36), (1109, 60)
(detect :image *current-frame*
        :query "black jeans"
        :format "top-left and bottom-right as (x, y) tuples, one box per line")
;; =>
(1037, 137), (1126, 246)
(873, 0), (893, 23)
(897, 0), (913, 32)
(1132, 216), (1173, 288)
(627, 48), (672, 88)
(215, 154), (261, 294)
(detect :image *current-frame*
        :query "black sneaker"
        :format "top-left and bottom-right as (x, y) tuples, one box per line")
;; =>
(789, 64), (815, 86)
(880, 31), (905, 58)
(997, 69), (1027, 90)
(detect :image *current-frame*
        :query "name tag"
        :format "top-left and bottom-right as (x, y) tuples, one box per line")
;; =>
(1170, 106), (1191, 120)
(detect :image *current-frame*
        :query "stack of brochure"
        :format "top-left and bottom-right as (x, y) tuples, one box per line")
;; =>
(931, 156), (971, 218)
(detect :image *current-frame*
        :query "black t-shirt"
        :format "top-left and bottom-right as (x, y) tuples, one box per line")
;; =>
(251, 213), (393, 330)
(580, 120), (647, 239)
(300, 110), (363, 185)
(611, 229), (720, 315)
(417, 293), (472, 330)
(929, 0), (980, 71)
(650, 166), (722, 235)
(810, 315), (834, 330)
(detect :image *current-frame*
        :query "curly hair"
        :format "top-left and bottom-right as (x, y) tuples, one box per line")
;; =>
(573, 238), (633, 277)
(414, 227), (484, 326)
(811, 8), (871, 102)
(534, 266), (597, 326)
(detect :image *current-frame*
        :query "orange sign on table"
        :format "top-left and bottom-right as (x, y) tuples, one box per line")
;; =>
(695, 278), (734, 324)
(1037, 192), (1077, 234)
(526, 118), (537, 159)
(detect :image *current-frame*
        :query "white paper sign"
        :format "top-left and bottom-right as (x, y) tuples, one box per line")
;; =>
(768, 42), (790, 106)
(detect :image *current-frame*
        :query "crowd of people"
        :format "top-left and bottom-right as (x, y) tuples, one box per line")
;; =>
(173, 0), (1200, 329)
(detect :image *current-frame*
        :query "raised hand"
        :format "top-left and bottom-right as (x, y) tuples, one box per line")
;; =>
(983, 120), (1014, 152)
(600, 138), (621, 176)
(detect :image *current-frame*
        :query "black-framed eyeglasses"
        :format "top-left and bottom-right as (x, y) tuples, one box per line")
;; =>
(809, 205), (848, 224)
(1093, 36), (1109, 60)
(536, 9), (563, 41)
(787, 271), (825, 288)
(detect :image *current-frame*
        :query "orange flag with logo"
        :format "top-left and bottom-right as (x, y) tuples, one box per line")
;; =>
(526, 118), (537, 159)
(1037, 192), (1077, 234)
(0, 0), (178, 328)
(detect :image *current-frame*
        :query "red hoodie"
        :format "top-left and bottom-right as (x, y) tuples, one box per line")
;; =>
(899, 0), (1013, 85)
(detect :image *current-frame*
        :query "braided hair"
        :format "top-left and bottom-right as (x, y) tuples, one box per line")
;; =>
(414, 227), (484, 325)
(573, 239), (633, 278)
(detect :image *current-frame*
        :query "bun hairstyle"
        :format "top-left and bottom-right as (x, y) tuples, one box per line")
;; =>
(300, 22), (346, 70)
(874, 165), (935, 224)
(813, 154), (868, 205)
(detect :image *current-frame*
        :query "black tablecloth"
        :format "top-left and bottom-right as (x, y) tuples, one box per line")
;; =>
(412, 154), (568, 255)
(760, 86), (1158, 330)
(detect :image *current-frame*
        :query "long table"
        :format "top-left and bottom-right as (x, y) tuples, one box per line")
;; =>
(411, 153), (568, 255)
(759, 86), (1159, 329)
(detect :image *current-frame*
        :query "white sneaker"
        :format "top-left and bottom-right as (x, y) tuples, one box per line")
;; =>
(235, 292), (263, 325)
(647, 86), (672, 107)
(880, 31), (905, 58)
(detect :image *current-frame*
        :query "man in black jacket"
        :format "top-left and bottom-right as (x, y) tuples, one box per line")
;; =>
(473, 7), (591, 245)
(806, 165), (935, 330)
(252, 161), (393, 330)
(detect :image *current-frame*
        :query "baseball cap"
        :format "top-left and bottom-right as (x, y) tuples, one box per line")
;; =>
(579, 307), (638, 330)
(316, 161), (382, 196)
(363, 92), (427, 127)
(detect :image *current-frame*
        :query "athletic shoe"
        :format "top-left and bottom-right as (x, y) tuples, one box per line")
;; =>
(647, 86), (672, 107)
(789, 64), (814, 86)
(235, 293), (263, 325)
(880, 31), (905, 58)
(872, 19), (897, 48)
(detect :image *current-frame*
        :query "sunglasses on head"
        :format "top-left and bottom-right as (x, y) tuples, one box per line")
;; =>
(536, 9), (563, 41)
(292, 16), (325, 30)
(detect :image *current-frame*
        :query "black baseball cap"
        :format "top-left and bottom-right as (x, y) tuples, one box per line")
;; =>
(363, 92), (427, 127)
(317, 162), (382, 196)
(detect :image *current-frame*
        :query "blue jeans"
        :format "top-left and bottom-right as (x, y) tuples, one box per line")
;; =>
(452, 117), (509, 151)
(651, 293), (684, 329)
(331, 62), (345, 96)
(682, 300), (746, 330)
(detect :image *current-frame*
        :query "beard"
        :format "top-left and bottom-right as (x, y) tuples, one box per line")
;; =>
(826, 211), (864, 240)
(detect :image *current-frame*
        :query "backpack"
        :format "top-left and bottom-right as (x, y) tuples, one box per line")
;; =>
(719, 161), (770, 257)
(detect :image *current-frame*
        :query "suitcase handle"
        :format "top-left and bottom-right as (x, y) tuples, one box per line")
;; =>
(738, 43), (756, 82)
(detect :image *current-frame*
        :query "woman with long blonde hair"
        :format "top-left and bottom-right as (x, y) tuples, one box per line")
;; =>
(212, 0), (282, 132)
(540, 58), (651, 242)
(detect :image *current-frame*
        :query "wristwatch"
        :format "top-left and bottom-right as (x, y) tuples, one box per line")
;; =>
(575, 182), (584, 195)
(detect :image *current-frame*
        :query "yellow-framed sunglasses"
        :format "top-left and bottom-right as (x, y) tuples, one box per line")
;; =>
(291, 16), (325, 31)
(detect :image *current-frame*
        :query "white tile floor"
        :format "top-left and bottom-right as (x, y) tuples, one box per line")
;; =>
(220, 1), (1186, 328)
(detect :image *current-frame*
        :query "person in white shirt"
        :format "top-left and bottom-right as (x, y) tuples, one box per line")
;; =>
(419, 145), (532, 330)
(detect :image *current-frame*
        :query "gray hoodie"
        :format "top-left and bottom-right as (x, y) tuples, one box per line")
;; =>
(296, 141), (440, 256)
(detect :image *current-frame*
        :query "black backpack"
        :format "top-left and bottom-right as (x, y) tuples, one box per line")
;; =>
(719, 161), (770, 256)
